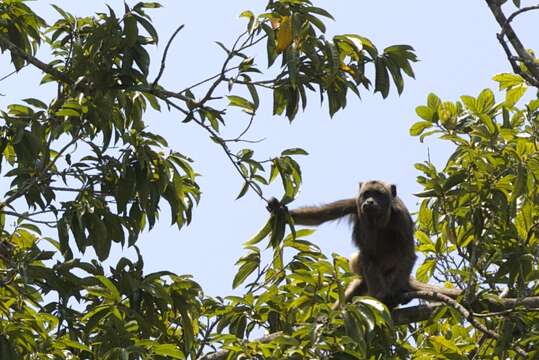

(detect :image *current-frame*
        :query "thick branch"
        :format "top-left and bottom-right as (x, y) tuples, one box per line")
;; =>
(485, 0), (539, 85)
(407, 291), (528, 357)
(198, 282), (539, 360)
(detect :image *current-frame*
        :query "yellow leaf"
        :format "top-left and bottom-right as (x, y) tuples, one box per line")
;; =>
(276, 16), (293, 54)
(339, 63), (353, 74)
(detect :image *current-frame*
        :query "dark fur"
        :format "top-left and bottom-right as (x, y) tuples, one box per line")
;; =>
(273, 180), (416, 308)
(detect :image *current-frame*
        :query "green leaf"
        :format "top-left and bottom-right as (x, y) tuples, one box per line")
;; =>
(505, 84), (527, 107)
(492, 73), (524, 90)
(416, 231), (435, 253)
(22, 98), (47, 109)
(374, 58), (390, 98)
(443, 171), (466, 191)
(414, 189), (438, 198)
(96, 275), (121, 302)
(18, 223), (41, 235)
(239, 10), (254, 20)
(269, 211), (287, 249)
(344, 308), (364, 343)
(427, 93), (441, 110)
(410, 121), (433, 136)
(133, 46), (150, 75)
(476, 88), (495, 113)
(133, 14), (159, 43)
(416, 259), (436, 282)
(232, 258), (259, 289)
(479, 114), (496, 134)
(235, 181), (249, 200)
(135, 2), (162, 9)
(227, 95), (255, 112)
(152, 344), (185, 359)
(91, 216), (111, 261)
(281, 148), (308, 156)
(460, 95), (476, 112)
(283, 228), (315, 243)
(304, 6), (335, 20)
(8, 104), (33, 115)
(246, 83), (260, 110)
(244, 219), (272, 246)
(305, 14), (325, 33)
(430, 336), (462, 354)
(124, 14), (139, 47)
(55, 108), (81, 117)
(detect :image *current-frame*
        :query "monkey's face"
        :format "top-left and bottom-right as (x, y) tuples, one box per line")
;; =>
(357, 181), (394, 227)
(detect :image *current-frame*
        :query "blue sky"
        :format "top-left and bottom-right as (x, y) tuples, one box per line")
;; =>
(1, 1), (536, 297)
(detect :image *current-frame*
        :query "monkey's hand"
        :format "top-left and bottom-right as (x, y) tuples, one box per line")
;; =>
(266, 197), (287, 213)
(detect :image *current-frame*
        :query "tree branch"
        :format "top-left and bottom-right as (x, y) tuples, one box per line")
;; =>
(485, 0), (539, 86)
(0, 35), (73, 85)
(152, 24), (185, 87)
(407, 290), (528, 358)
(1, 130), (83, 208)
(197, 282), (539, 360)
(0, 210), (57, 226)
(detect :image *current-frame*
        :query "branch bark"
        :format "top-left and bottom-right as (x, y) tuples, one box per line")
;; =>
(485, 0), (539, 86)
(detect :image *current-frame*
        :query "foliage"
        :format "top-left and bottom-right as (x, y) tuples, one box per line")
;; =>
(1, 0), (538, 359)
(0, 0), (417, 358)
(408, 73), (539, 358)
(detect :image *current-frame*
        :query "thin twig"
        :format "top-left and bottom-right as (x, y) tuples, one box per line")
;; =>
(0, 210), (57, 226)
(224, 77), (276, 89)
(500, 5), (539, 38)
(225, 113), (256, 142)
(179, 66), (240, 95)
(152, 24), (185, 87)
(161, 96), (267, 202)
(0, 69), (19, 82)
(223, 137), (266, 144)
(473, 307), (539, 318)
(0, 35), (73, 85)
(194, 319), (219, 360)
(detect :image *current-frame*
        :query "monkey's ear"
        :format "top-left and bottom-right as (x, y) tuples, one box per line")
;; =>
(358, 182), (363, 190)
(390, 184), (397, 197)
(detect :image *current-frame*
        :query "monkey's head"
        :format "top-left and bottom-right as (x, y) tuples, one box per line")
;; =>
(357, 180), (396, 228)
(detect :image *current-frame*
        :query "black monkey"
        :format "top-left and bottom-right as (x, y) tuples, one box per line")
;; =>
(269, 180), (416, 307)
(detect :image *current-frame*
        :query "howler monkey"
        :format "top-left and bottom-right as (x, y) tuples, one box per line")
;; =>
(269, 180), (416, 307)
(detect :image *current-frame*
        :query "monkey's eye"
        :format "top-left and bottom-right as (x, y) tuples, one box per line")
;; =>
(363, 190), (379, 198)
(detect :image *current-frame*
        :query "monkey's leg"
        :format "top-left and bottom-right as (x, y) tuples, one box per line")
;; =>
(332, 252), (367, 309)
(349, 251), (362, 275)
(346, 252), (369, 300)
(383, 254), (416, 306)
(362, 256), (389, 300)
(332, 279), (367, 310)
(344, 279), (367, 301)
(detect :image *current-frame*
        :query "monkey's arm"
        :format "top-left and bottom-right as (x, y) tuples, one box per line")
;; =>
(289, 198), (357, 226)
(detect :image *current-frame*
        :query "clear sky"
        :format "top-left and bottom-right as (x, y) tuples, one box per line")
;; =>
(1, 1), (537, 297)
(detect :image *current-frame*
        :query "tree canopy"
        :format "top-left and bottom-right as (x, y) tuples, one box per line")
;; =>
(0, 0), (538, 359)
